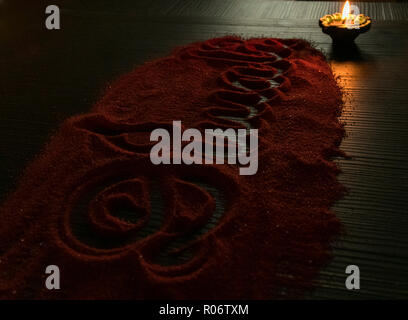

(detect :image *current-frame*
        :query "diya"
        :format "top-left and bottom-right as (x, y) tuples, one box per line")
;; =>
(319, 1), (372, 44)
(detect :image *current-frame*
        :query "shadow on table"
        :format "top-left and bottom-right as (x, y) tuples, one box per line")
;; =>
(329, 42), (375, 62)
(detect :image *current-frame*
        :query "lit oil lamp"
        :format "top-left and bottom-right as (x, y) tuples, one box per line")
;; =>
(319, 1), (371, 44)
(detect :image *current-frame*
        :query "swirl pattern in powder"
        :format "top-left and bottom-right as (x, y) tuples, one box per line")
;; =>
(0, 37), (345, 299)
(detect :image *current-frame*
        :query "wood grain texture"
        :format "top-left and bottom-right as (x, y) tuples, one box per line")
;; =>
(1, 1), (407, 299)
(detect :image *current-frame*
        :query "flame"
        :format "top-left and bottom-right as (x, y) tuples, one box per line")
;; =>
(342, 1), (350, 20)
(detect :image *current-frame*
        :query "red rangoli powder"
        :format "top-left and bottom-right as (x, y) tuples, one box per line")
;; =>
(0, 37), (345, 299)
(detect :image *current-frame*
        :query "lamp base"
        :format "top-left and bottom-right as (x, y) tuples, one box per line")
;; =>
(319, 17), (371, 44)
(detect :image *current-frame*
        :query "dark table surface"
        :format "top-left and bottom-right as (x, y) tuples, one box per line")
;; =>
(1, 0), (408, 299)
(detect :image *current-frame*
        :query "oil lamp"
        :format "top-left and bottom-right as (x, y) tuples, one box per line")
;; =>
(319, 1), (371, 44)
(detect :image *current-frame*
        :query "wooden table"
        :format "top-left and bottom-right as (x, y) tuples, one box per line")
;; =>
(1, 0), (408, 299)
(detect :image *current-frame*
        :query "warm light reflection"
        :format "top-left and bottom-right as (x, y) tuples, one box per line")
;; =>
(331, 60), (373, 117)
(342, 1), (351, 20)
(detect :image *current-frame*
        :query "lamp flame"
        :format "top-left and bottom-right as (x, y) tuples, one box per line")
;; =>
(342, 1), (350, 20)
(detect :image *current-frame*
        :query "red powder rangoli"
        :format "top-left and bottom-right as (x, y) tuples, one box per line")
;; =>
(0, 37), (345, 299)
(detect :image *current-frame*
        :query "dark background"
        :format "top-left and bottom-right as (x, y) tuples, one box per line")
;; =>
(1, 0), (408, 298)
